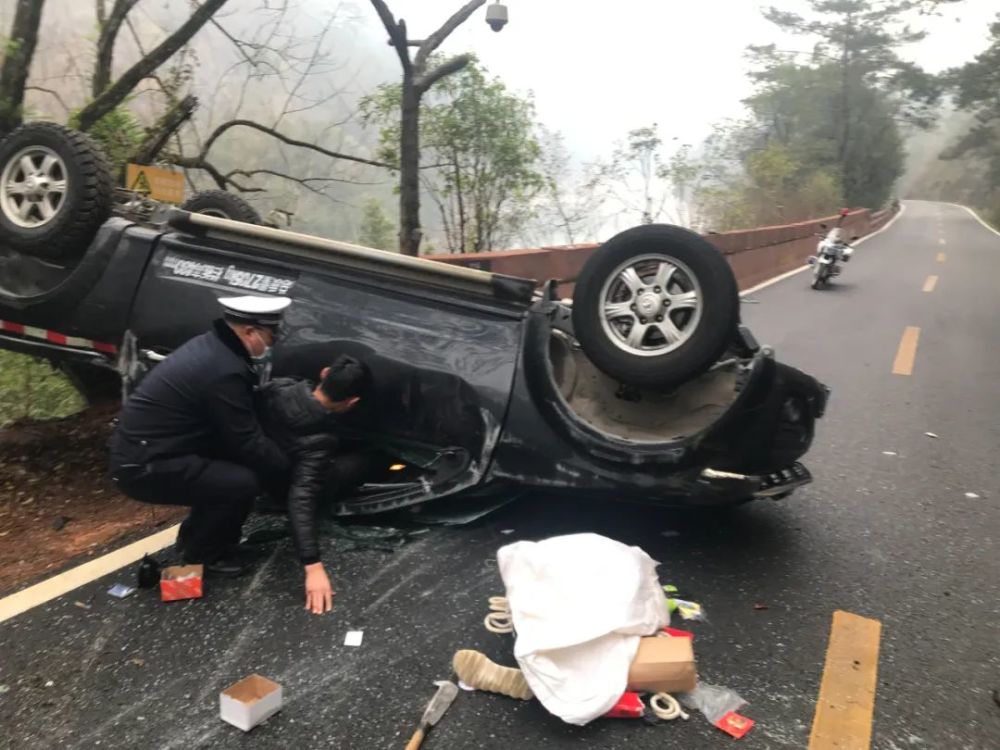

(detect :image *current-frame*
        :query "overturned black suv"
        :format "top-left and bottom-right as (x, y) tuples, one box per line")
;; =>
(0, 123), (827, 514)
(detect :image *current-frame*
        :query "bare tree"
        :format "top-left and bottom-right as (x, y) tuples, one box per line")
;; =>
(3, 0), (389, 235)
(167, 4), (392, 205)
(75, 0), (231, 131)
(0, 0), (47, 133)
(368, 0), (489, 255)
(532, 129), (613, 245)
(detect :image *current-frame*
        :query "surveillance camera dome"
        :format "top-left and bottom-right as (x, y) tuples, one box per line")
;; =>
(485, 2), (508, 32)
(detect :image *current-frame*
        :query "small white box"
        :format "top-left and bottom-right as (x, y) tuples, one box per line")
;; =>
(219, 674), (282, 732)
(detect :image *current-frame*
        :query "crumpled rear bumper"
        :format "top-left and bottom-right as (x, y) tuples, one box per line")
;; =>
(667, 462), (814, 506)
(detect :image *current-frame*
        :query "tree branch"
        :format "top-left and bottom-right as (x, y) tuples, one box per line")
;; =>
(196, 119), (394, 170)
(93, 0), (140, 97)
(208, 17), (257, 68)
(414, 0), (485, 71)
(416, 53), (472, 93)
(131, 94), (198, 165)
(368, 0), (411, 73)
(25, 86), (70, 116)
(273, 9), (339, 128)
(76, 0), (231, 131)
(226, 168), (369, 194)
(170, 155), (260, 192)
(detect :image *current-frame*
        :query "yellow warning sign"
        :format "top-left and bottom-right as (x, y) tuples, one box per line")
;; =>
(125, 164), (185, 204)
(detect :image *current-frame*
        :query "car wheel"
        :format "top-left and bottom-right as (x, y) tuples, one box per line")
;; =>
(0, 123), (113, 262)
(181, 190), (262, 224)
(572, 224), (739, 391)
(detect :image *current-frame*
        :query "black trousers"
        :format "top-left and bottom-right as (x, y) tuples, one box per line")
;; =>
(112, 455), (263, 562)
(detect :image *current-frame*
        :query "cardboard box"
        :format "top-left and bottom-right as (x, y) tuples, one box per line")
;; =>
(626, 636), (697, 693)
(160, 564), (203, 602)
(220, 674), (283, 732)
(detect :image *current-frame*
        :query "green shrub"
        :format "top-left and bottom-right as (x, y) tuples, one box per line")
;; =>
(0, 351), (84, 427)
(70, 105), (143, 174)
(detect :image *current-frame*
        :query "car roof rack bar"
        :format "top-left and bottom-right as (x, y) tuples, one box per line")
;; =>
(166, 209), (537, 303)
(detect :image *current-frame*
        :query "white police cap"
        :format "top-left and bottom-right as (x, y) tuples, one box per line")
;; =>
(218, 295), (291, 327)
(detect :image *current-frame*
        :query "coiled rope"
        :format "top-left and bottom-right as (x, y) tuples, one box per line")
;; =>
(484, 596), (513, 634)
(650, 692), (689, 721)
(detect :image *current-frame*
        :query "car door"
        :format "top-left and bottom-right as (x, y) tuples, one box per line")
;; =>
(124, 219), (530, 495)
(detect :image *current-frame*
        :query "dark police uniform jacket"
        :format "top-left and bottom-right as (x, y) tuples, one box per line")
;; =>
(110, 319), (289, 476)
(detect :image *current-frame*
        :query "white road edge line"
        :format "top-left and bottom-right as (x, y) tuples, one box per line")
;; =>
(741, 203), (908, 297)
(947, 203), (1000, 239)
(0, 524), (179, 624)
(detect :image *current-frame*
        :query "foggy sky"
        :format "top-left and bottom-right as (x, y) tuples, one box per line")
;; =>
(339, 0), (999, 158)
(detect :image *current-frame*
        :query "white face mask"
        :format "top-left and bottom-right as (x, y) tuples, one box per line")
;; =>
(249, 345), (273, 365)
(248, 330), (274, 384)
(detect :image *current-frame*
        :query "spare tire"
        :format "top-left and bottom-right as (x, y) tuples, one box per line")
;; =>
(0, 123), (113, 262)
(572, 224), (739, 391)
(181, 190), (262, 223)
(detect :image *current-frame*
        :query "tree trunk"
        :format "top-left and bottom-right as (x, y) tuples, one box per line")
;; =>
(836, 19), (853, 201)
(93, 0), (140, 97)
(451, 144), (467, 252)
(0, 0), (46, 134)
(371, 1), (480, 255)
(398, 76), (422, 255)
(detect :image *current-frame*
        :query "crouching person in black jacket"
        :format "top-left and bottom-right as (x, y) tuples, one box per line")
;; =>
(110, 296), (292, 578)
(259, 355), (371, 615)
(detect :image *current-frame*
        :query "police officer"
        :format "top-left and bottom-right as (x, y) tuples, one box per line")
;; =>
(109, 296), (292, 577)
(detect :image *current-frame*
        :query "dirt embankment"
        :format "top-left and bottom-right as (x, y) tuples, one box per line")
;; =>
(0, 406), (182, 595)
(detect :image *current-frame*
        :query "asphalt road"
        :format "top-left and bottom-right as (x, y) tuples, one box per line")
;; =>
(1, 201), (998, 749)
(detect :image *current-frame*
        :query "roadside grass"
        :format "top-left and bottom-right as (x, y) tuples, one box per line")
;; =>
(0, 350), (84, 427)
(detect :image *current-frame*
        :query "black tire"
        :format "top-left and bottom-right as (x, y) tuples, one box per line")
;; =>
(0, 123), (113, 262)
(572, 224), (739, 391)
(181, 190), (262, 224)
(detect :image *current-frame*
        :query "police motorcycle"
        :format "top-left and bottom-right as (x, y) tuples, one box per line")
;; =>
(808, 208), (857, 290)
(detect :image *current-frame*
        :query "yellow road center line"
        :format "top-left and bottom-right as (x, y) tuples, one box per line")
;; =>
(936, 252), (947, 263)
(0, 524), (179, 623)
(809, 611), (883, 750)
(922, 275), (938, 293)
(892, 326), (920, 376)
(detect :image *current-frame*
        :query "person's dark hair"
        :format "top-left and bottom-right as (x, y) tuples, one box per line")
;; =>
(319, 355), (371, 402)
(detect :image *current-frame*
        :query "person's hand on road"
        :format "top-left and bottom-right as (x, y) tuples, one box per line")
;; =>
(304, 562), (334, 615)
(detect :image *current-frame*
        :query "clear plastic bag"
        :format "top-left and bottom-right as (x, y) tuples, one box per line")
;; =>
(678, 682), (747, 724)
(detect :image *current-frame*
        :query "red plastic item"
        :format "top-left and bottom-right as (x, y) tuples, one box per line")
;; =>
(604, 691), (645, 719)
(159, 565), (203, 602)
(661, 627), (694, 640)
(716, 711), (755, 739)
